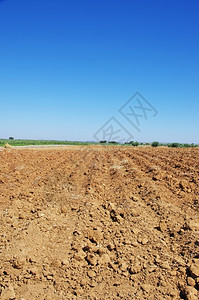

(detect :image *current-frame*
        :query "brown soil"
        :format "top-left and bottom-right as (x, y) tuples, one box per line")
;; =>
(0, 146), (199, 300)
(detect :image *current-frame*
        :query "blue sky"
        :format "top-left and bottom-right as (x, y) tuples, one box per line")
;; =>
(0, 0), (198, 143)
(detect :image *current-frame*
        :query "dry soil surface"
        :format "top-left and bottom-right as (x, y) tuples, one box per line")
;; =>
(0, 146), (199, 300)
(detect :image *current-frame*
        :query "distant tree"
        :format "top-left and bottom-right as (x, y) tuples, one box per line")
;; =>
(9, 137), (14, 140)
(151, 141), (159, 147)
(100, 140), (107, 143)
(134, 141), (139, 146)
(170, 143), (180, 148)
(183, 143), (191, 148)
(129, 141), (139, 146)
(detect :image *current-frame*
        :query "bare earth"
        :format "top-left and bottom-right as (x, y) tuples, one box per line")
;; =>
(0, 146), (199, 300)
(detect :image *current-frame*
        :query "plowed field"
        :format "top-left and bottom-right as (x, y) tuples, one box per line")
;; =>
(0, 146), (199, 299)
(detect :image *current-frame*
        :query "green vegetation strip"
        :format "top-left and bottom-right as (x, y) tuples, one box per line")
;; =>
(0, 139), (198, 148)
(0, 140), (94, 147)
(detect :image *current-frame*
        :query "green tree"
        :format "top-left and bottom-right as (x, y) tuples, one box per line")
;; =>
(170, 143), (180, 148)
(100, 140), (107, 143)
(151, 141), (159, 147)
(129, 141), (139, 146)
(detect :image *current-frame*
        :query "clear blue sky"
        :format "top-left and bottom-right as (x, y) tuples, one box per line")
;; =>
(0, 0), (198, 143)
